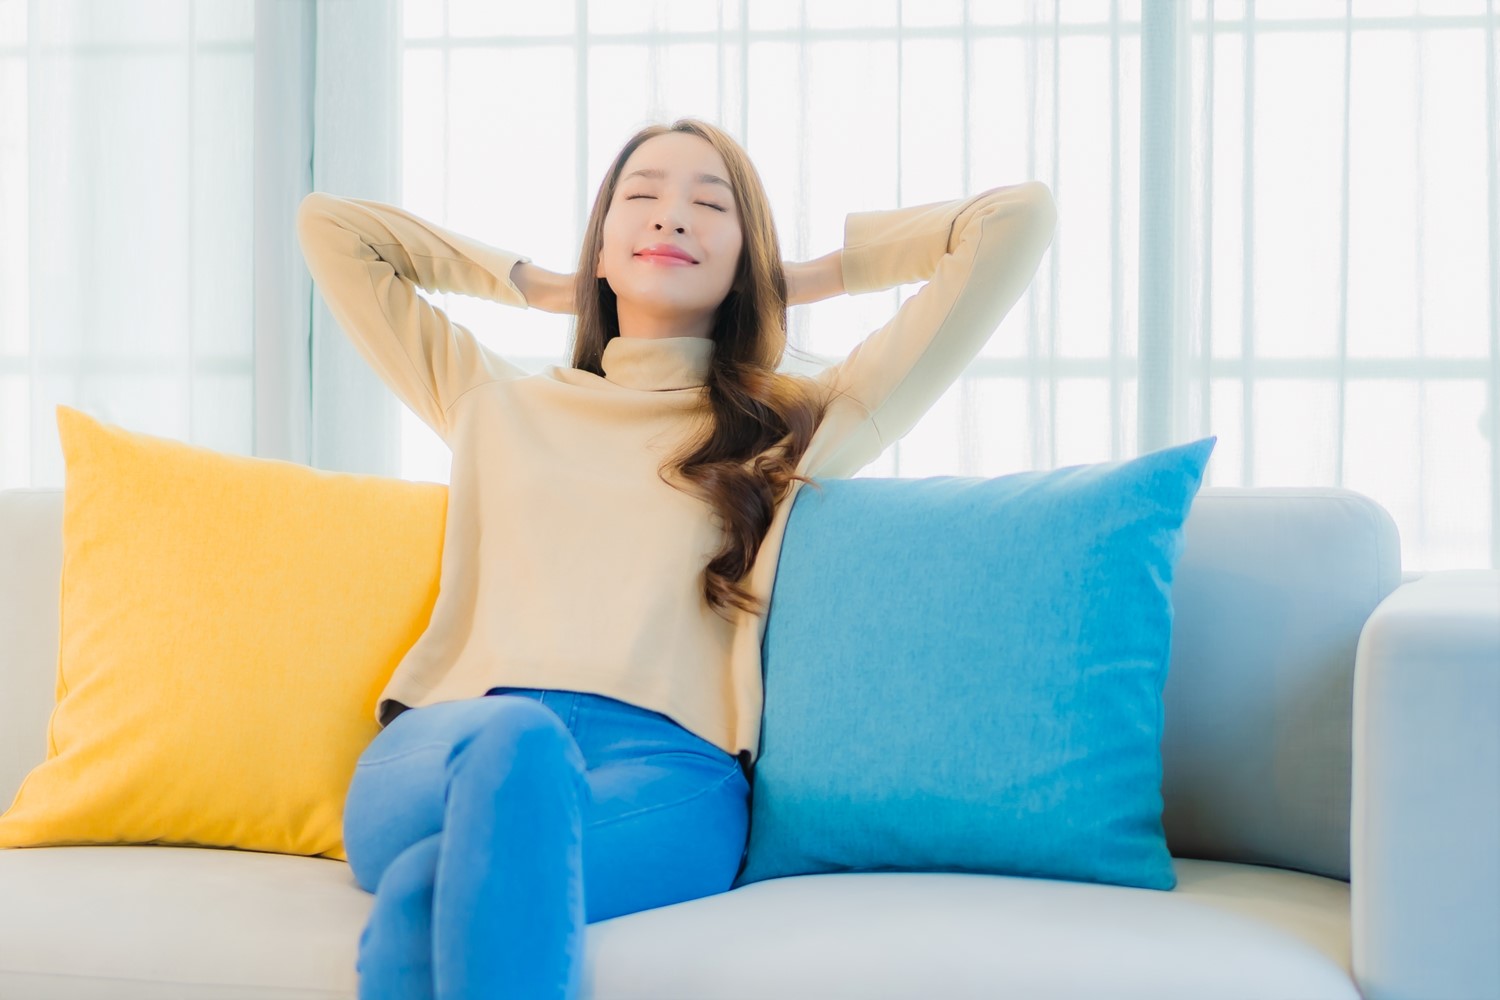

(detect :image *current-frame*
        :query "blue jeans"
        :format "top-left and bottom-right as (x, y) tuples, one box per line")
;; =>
(342, 686), (751, 1000)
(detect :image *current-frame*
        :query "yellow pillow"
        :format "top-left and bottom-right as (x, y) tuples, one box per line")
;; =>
(0, 404), (447, 861)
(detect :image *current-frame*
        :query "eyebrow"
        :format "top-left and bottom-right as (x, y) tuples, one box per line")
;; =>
(622, 167), (733, 191)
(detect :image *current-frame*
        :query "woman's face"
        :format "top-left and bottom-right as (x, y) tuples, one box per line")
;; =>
(595, 132), (744, 327)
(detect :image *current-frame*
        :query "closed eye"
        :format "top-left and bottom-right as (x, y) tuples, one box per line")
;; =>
(626, 194), (726, 212)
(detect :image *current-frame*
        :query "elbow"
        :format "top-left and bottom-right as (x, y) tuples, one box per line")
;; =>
(296, 190), (347, 228)
(957, 180), (1058, 253)
(299, 190), (334, 209)
(1020, 180), (1058, 239)
(296, 190), (328, 228)
(295, 191), (338, 252)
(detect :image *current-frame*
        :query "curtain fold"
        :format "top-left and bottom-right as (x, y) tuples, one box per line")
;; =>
(253, 0), (314, 466)
(307, 0), (402, 477)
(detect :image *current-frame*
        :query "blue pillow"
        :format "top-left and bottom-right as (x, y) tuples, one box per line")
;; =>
(736, 436), (1218, 892)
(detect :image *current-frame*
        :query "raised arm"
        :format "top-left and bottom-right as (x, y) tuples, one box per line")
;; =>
(807, 181), (1057, 478)
(295, 191), (536, 441)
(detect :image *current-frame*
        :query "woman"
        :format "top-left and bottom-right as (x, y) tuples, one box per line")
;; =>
(296, 117), (1056, 999)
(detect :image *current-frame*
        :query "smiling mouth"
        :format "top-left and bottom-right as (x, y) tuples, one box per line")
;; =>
(635, 253), (698, 265)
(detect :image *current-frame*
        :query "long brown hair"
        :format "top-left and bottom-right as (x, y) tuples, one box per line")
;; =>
(570, 119), (830, 622)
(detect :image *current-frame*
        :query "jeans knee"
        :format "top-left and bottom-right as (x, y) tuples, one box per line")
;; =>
(448, 696), (586, 789)
(344, 697), (586, 894)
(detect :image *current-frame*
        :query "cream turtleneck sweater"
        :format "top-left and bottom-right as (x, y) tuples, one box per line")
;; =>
(296, 182), (1056, 768)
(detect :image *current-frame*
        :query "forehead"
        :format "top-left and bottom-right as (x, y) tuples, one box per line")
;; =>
(620, 133), (732, 190)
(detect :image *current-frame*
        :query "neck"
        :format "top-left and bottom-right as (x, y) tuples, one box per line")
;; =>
(613, 299), (715, 341)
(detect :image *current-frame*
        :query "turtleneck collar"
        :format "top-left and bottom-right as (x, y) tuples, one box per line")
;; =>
(599, 335), (714, 391)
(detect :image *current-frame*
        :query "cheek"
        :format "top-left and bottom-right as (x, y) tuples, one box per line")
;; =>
(601, 211), (628, 248)
(604, 233), (631, 267)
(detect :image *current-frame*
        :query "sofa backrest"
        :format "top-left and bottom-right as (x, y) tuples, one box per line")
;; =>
(1, 489), (65, 824)
(0, 484), (1400, 881)
(1164, 486), (1401, 881)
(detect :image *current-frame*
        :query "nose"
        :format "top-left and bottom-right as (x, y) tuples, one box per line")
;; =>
(653, 196), (689, 233)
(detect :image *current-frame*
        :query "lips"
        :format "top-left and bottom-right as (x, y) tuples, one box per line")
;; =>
(634, 244), (697, 264)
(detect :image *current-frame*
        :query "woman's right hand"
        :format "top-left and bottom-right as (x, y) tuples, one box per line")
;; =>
(511, 261), (577, 315)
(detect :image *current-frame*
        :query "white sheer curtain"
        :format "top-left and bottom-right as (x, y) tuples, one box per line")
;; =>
(2, 0), (265, 482)
(3, 0), (1496, 574)
(1175, 0), (1499, 573)
(0, 0), (399, 483)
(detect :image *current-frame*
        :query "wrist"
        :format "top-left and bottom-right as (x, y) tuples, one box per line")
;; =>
(545, 267), (578, 314)
(824, 249), (846, 298)
(804, 251), (844, 305)
(515, 262), (570, 313)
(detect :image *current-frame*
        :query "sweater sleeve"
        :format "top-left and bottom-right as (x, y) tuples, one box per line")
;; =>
(295, 191), (536, 441)
(806, 180), (1057, 478)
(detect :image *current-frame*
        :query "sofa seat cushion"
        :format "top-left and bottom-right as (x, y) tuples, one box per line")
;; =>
(590, 858), (1358, 999)
(0, 845), (364, 999)
(0, 849), (1354, 999)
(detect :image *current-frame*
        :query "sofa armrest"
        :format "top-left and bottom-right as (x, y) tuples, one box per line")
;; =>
(1351, 569), (1500, 1000)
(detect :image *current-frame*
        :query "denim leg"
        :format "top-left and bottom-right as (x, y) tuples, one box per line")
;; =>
(581, 754), (750, 923)
(355, 833), (441, 1000)
(344, 695), (587, 1000)
(432, 700), (589, 1000)
(343, 690), (750, 999)
(344, 697), (510, 895)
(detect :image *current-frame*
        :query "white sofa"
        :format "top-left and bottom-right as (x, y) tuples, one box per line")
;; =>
(1, 484), (1496, 1000)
